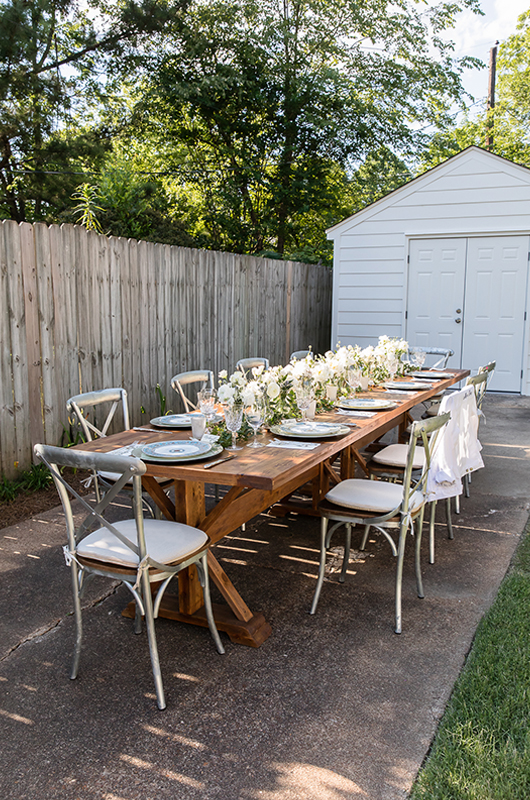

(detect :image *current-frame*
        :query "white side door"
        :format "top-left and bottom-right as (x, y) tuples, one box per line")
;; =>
(406, 238), (467, 365)
(462, 236), (529, 392)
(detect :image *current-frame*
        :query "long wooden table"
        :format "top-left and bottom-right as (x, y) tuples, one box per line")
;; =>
(75, 370), (468, 647)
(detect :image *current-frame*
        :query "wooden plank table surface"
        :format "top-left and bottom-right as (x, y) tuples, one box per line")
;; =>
(74, 368), (469, 646)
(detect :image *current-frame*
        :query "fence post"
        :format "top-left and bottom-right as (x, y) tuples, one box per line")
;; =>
(20, 222), (45, 457)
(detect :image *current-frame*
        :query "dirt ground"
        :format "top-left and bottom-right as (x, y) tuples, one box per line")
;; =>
(0, 472), (88, 530)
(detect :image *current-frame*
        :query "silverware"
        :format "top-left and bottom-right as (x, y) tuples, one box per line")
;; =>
(202, 454), (236, 469)
(132, 426), (156, 432)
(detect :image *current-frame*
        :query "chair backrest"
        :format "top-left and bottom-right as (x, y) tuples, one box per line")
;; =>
(34, 444), (147, 557)
(409, 346), (454, 369)
(170, 370), (214, 412)
(478, 360), (496, 390)
(67, 388), (130, 442)
(290, 350), (313, 361)
(466, 371), (489, 410)
(236, 357), (270, 374)
(403, 413), (451, 514)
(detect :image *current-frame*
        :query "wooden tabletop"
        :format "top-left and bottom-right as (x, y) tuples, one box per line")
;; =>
(75, 369), (469, 492)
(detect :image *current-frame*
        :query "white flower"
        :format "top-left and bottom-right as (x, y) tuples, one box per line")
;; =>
(242, 385), (256, 406)
(231, 372), (246, 387)
(267, 381), (280, 399)
(218, 384), (236, 403)
(311, 362), (330, 384)
(218, 369), (228, 380)
(292, 360), (309, 378)
(252, 365), (265, 378)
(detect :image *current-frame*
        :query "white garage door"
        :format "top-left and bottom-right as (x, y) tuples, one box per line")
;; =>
(406, 236), (530, 392)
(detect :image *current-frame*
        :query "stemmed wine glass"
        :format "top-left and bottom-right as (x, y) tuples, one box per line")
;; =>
(198, 388), (217, 430)
(386, 356), (399, 383)
(245, 394), (266, 448)
(223, 403), (244, 450)
(409, 348), (426, 370)
(295, 379), (314, 421)
(346, 366), (361, 396)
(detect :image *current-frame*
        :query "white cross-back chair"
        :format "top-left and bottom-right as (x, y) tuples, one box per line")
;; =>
(409, 346), (454, 369)
(236, 357), (270, 374)
(460, 370), (489, 500)
(170, 370), (215, 412)
(66, 388), (169, 512)
(34, 444), (224, 711)
(311, 413), (450, 634)
(290, 350), (313, 362)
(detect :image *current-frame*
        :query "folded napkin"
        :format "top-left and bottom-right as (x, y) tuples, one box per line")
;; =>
(267, 440), (320, 450)
(337, 409), (376, 418)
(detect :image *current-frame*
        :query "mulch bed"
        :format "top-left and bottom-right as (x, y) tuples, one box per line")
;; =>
(0, 471), (89, 530)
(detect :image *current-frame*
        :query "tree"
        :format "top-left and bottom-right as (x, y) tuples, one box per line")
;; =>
(418, 9), (530, 171)
(134, 0), (482, 258)
(0, 0), (183, 222)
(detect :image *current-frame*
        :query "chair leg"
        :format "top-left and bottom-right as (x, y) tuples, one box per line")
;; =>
(394, 520), (408, 635)
(70, 563), (83, 680)
(134, 599), (143, 634)
(340, 523), (351, 583)
(429, 502), (436, 565)
(310, 516), (329, 614)
(464, 473), (470, 498)
(455, 494), (460, 514)
(446, 497), (454, 540)
(140, 571), (166, 711)
(414, 509), (425, 599)
(360, 524), (370, 551)
(199, 556), (225, 655)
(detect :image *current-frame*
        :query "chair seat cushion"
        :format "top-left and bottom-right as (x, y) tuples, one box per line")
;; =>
(372, 444), (425, 470)
(77, 519), (208, 568)
(325, 479), (424, 514)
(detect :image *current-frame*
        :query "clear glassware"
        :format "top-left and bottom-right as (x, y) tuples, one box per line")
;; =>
(245, 395), (266, 448)
(198, 388), (216, 429)
(223, 403), (244, 450)
(346, 366), (361, 395)
(295, 379), (314, 420)
(191, 414), (207, 440)
(386, 356), (399, 382)
(410, 348), (426, 369)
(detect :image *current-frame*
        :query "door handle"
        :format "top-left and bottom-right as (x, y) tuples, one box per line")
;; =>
(455, 318), (462, 323)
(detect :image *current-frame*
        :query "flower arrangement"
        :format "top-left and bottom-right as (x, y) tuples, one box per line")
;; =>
(217, 336), (410, 427)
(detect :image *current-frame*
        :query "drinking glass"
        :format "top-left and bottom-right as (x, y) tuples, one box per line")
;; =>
(386, 356), (399, 382)
(191, 414), (207, 440)
(346, 366), (361, 395)
(224, 403), (244, 450)
(198, 388), (216, 429)
(410, 348), (426, 369)
(245, 395), (266, 448)
(295, 380), (314, 420)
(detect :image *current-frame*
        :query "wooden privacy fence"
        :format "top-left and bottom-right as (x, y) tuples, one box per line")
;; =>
(0, 221), (332, 478)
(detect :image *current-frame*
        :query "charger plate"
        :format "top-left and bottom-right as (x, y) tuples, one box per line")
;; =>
(136, 440), (223, 463)
(339, 397), (397, 411)
(270, 421), (349, 439)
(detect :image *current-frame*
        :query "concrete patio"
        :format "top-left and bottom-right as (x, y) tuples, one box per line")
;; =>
(1, 393), (529, 800)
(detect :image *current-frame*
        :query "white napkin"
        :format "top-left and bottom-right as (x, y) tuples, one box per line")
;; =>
(267, 440), (320, 450)
(337, 409), (376, 418)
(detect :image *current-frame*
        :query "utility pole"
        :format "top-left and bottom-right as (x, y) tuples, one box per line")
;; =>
(485, 41), (499, 151)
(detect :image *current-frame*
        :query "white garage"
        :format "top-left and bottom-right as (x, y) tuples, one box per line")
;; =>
(327, 146), (530, 393)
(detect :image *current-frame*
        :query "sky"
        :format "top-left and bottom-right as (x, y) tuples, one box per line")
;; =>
(449, 0), (529, 106)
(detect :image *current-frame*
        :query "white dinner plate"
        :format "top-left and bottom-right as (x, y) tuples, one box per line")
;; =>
(270, 421), (350, 439)
(150, 414), (194, 428)
(134, 442), (223, 463)
(415, 371), (452, 380)
(384, 381), (433, 391)
(150, 413), (223, 428)
(339, 398), (397, 411)
(142, 440), (211, 460)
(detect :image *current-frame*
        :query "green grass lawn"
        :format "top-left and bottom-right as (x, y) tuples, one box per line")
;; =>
(410, 521), (530, 799)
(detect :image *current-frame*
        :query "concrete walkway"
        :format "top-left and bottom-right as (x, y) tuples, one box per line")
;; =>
(1, 394), (529, 800)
